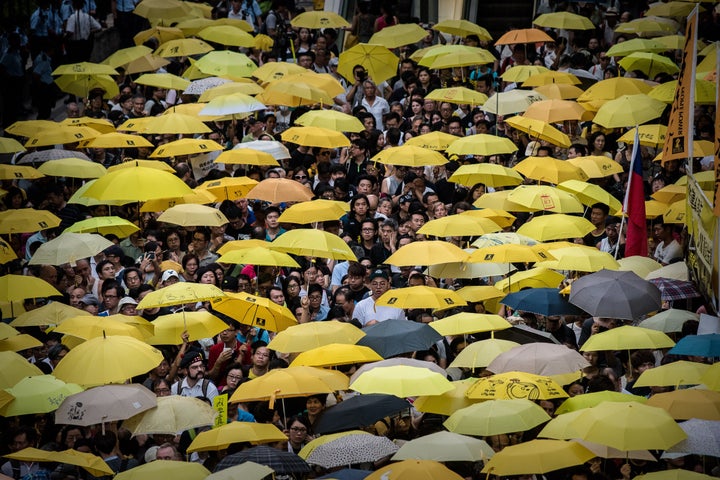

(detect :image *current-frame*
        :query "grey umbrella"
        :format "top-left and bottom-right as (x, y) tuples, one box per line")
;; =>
(17, 149), (92, 164)
(306, 434), (398, 469)
(214, 446), (310, 475)
(666, 418), (720, 457)
(569, 269), (662, 320)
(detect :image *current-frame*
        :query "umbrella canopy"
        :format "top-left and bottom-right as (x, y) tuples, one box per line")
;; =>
(0, 275), (62, 302)
(37, 157), (107, 178)
(483, 89), (546, 115)
(186, 422), (287, 452)
(506, 117), (572, 148)
(53, 335), (164, 386)
(197, 25), (254, 48)
(53, 316), (149, 341)
(570, 401), (687, 451)
(592, 94), (667, 128)
(371, 145), (448, 167)
(64, 216), (140, 238)
(214, 149), (278, 166)
(291, 10), (350, 28)
(668, 334), (720, 358)
(215, 446), (310, 475)
(578, 77), (652, 103)
(369, 23), (427, 48)
(198, 81), (264, 101)
(445, 399), (551, 436)
(501, 65), (550, 83)
(466, 371), (569, 400)
(449, 163), (523, 188)
(5, 448), (113, 477)
(580, 325), (675, 352)
(229, 367), (348, 403)
(29, 233), (113, 266)
(268, 321), (365, 353)
(156, 204), (229, 227)
(366, 460), (463, 480)
(205, 463), (274, 480)
(83, 166), (192, 202)
(338, 43), (399, 84)
(487, 343), (590, 376)
(618, 52), (679, 77)
(290, 343), (381, 368)
(217, 247), (300, 268)
(0, 209), (61, 234)
(569, 269), (662, 320)
(495, 28), (554, 45)
(281, 126), (351, 148)
(449, 339), (521, 369)
(278, 200), (348, 224)
(567, 155), (624, 178)
(446, 133), (518, 157)
(195, 51), (258, 79)
(646, 389), (720, 421)
(0, 352), (43, 388)
(349, 365), (454, 397)
(244, 178), (314, 203)
(533, 11), (595, 30)
(429, 312), (510, 336)
(356, 320), (443, 358)
(199, 92), (266, 117)
(649, 278), (701, 302)
(418, 214), (502, 237)
(55, 384), (156, 426)
(555, 390), (648, 415)
(210, 292), (297, 333)
(535, 246), (621, 272)
(313, 394), (411, 435)
(375, 285), (467, 310)
(271, 228), (357, 261)
(116, 461), (209, 480)
(137, 282), (224, 309)
(0, 164), (43, 180)
(516, 214), (594, 242)
(147, 311), (229, 345)
(384, 240), (469, 267)
(122, 395), (217, 435)
(639, 308), (699, 333)
(295, 109), (364, 132)
(432, 19), (491, 39)
(414, 379), (482, 415)
(392, 431), (494, 462)
(666, 419), (720, 457)
(558, 180), (623, 212)
(306, 434), (398, 469)
(424, 87), (488, 107)
(506, 185), (584, 213)
(0, 375), (83, 416)
(501, 288), (584, 317)
(482, 440), (594, 476)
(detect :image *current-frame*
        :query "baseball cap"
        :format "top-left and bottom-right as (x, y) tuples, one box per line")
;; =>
(368, 268), (390, 281)
(118, 297), (138, 310)
(79, 294), (99, 306)
(161, 269), (180, 283)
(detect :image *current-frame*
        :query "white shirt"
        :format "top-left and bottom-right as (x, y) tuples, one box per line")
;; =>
(171, 377), (219, 402)
(354, 295), (406, 326)
(654, 239), (682, 265)
(65, 10), (100, 40)
(361, 95), (390, 131)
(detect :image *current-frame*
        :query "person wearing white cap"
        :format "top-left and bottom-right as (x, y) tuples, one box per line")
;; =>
(160, 269), (180, 287)
(118, 297), (138, 316)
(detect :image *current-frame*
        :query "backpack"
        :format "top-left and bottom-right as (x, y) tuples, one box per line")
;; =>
(259, 9), (275, 35)
(172, 378), (211, 398)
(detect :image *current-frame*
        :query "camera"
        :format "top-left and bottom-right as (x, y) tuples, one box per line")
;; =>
(358, 71), (367, 82)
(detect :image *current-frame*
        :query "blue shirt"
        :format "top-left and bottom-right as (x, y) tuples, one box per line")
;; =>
(0, 47), (24, 78)
(60, 0), (97, 21)
(228, 0), (262, 32)
(30, 7), (61, 37)
(115, 0), (139, 13)
(33, 52), (54, 85)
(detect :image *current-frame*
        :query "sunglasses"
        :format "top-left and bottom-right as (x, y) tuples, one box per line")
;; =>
(294, 175), (308, 180)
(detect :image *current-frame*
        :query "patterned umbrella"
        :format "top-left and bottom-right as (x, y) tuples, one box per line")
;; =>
(666, 419), (720, 457)
(17, 149), (91, 164)
(184, 76), (232, 95)
(648, 278), (701, 301)
(214, 446), (310, 475)
(305, 434), (398, 469)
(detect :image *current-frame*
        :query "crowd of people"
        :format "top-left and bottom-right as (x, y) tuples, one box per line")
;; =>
(0, 0), (719, 479)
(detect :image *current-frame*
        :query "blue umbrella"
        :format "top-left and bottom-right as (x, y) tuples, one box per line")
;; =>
(357, 319), (443, 358)
(500, 288), (585, 317)
(668, 334), (720, 358)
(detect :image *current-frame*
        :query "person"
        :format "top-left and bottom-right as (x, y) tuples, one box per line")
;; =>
(598, 216), (624, 258)
(171, 350), (219, 402)
(65, 0), (101, 64)
(245, 341), (271, 379)
(652, 218), (682, 265)
(361, 80), (390, 131)
(543, 316), (578, 350)
(304, 394), (326, 427)
(191, 228), (219, 267)
(284, 415), (311, 454)
(155, 443), (182, 461)
(583, 203), (609, 248)
(207, 320), (246, 386)
(263, 206), (285, 241)
(220, 363), (244, 394)
(228, 0), (262, 32)
(354, 269), (406, 326)
(94, 430), (138, 478)
(1, 426), (40, 478)
(299, 283), (329, 322)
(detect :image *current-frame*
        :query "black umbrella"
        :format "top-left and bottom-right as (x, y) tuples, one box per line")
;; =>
(493, 324), (560, 344)
(356, 319), (442, 358)
(214, 446), (310, 475)
(314, 394), (412, 434)
(569, 269), (661, 320)
(501, 288), (584, 316)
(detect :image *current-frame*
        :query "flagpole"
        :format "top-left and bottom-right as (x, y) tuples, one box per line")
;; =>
(615, 126), (640, 260)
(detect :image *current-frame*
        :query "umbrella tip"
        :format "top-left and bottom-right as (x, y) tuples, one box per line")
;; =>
(103, 330), (107, 339)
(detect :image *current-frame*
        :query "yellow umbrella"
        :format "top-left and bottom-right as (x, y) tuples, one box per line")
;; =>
(135, 72), (190, 91)
(494, 267), (565, 293)
(371, 145), (447, 167)
(425, 87), (488, 106)
(197, 25), (254, 48)
(0, 334), (43, 352)
(294, 109), (364, 133)
(418, 215), (502, 237)
(198, 81), (264, 101)
(635, 360), (709, 388)
(675, 170), (715, 190)
(4, 448), (113, 477)
(663, 199), (685, 224)
(267, 320), (364, 354)
(0, 238), (16, 264)
(116, 117), (153, 133)
(580, 325), (675, 352)
(230, 366), (348, 403)
(290, 10), (350, 28)
(636, 471), (715, 480)
(37, 158), (107, 178)
(53, 316), (149, 341)
(523, 71), (581, 87)
(654, 34), (686, 50)
(290, 343), (382, 367)
(466, 371), (569, 400)
(533, 11), (595, 30)
(260, 80), (334, 107)
(252, 62), (306, 82)
(199, 92), (266, 117)
(0, 351), (43, 388)
(449, 339), (521, 369)
(369, 23), (427, 48)
(647, 1), (702, 17)
(577, 77), (653, 103)
(137, 282), (224, 309)
(253, 33), (274, 52)
(245, 178), (314, 203)
(28, 232), (113, 267)
(54, 74), (119, 100)
(25, 125), (101, 148)
(614, 16), (680, 37)
(140, 189), (217, 212)
(214, 17), (253, 31)
(454, 286), (507, 303)
(468, 242), (552, 264)
(384, 240), (469, 267)
(368, 460), (464, 480)
(445, 133), (518, 157)
(210, 292), (297, 333)
(63, 216), (139, 238)
(0, 209), (61, 234)
(216, 239), (270, 255)
(338, 43), (399, 85)
(195, 176), (258, 201)
(83, 165), (192, 202)
(606, 38), (669, 57)
(514, 156), (588, 184)
(651, 184), (686, 204)
(570, 401), (687, 450)
(504, 116), (572, 148)
(102, 45), (152, 68)
(483, 89), (547, 116)
(415, 44), (483, 65)
(10, 302), (89, 328)
(444, 399), (551, 436)
(482, 440), (594, 476)
(506, 185), (584, 213)
(432, 19), (492, 40)
(213, 149), (279, 166)
(53, 335), (163, 386)
(187, 422), (287, 452)
(501, 65), (549, 83)
(414, 379), (483, 415)
(523, 99), (592, 123)
(80, 132), (154, 149)
(147, 311), (229, 345)
(122, 395), (217, 435)
(281, 126), (351, 148)
(618, 52), (679, 77)
(271, 228), (357, 261)
(0, 137), (26, 154)
(554, 391), (647, 416)
(150, 138), (224, 158)
(533, 82), (585, 100)
(349, 365), (454, 397)
(195, 50), (257, 79)
(375, 285), (467, 310)
(426, 48), (496, 70)
(217, 247), (300, 268)
(427, 259), (517, 282)
(0, 164), (43, 180)
(535, 245), (620, 272)
(277, 199), (348, 224)
(567, 155), (624, 178)
(618, 124), (667, 148)
(133, 0), (190, 20)
(460, 209), (517, 228)
(123, 54), (170, 75)
(0, 375), (83, 416)
(60, 116), (115, 133)
(557, 180), (622, 211)
(5, 119), (57, 137)
(701, 362), (720, 390)
(143, 113), (212, 134)
(53, 61), (117, 75)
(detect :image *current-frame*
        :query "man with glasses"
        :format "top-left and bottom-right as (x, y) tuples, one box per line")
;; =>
(172, 350), (219, 401)
(353, 269), (405, 327)
(99, 280), (124, 316)
(299, 284), (329, 322)
(192, 227), (218, 267)
(208, 320), (246, 386)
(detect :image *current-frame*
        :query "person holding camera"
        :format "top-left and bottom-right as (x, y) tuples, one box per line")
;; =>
(228, 0), (262, 33)
(346, 65), (369, 108)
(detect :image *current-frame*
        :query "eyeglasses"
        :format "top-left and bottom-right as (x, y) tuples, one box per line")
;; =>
(294, 175), (308, 180)
(288, 284), (300, 289)
(308, 294), (322, 300)
(227, 374), (243, 380)
(193, 236), (206, 242)
(290, 427), (307, 432)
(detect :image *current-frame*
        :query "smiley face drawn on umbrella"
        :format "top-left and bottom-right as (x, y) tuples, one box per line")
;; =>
(506, 380), (540, 400)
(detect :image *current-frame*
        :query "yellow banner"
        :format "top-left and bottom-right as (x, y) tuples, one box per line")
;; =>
(213, 394), (228, 428)
(661, 8), (697, 164)
(714, 49), (720, 217)
(686, 177), (718, 309)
